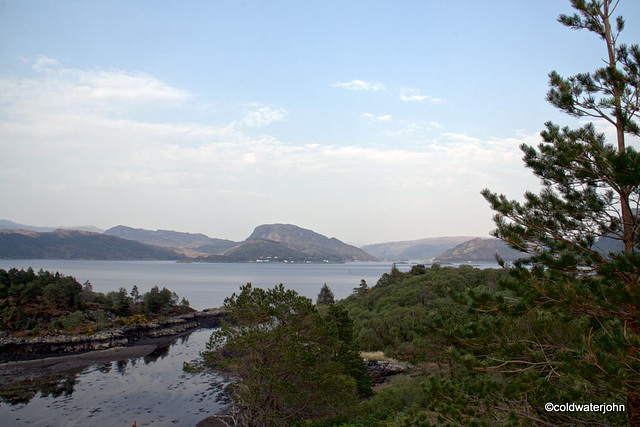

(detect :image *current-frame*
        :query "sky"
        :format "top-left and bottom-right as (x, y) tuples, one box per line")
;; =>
(1, 1), (639, 246)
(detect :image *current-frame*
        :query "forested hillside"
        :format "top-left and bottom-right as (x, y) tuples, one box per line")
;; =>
(333, 264), (628, 426)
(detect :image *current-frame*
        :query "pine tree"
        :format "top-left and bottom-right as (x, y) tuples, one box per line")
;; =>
(352, 279), (368, 297)
(316, 282), (335, 305)
(482, 0), (640, 422)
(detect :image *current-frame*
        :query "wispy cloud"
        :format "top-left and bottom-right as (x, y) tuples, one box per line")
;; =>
(32, 55), (61, 72)
(442, 132), (482, 143)
(331, 80), (385, 91)
(240, 104), (288, 128)
(12, 57), (192, 115)
(362, 113), (392, 122)
(384, 120), (442, 137)
(400, 88), (442, 103)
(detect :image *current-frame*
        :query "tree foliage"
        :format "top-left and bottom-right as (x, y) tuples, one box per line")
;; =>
(203, 283), (370, 426)
(478, 0), (640, 424)
(340, 264), (506, 362)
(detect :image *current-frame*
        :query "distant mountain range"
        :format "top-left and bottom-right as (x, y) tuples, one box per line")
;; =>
(0, 219), (103, 234)
(0, 221), (377, 263)
(362, 236), (477, 260)
(0, 220), (541, 263)
(0, 229), (182, 260)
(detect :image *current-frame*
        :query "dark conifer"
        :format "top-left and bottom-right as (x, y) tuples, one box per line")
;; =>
(316, 282), (335, 305)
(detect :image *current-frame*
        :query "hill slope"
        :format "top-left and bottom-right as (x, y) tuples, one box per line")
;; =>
(0, 229), (183, 260)
(434, 237), (523, 263)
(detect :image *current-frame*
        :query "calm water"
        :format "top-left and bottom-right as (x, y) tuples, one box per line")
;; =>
(0, 260), (412, 310)
(0, 328), (226, 426)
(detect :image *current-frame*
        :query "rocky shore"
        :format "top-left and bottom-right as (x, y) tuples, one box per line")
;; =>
(0, 308), (226, 363)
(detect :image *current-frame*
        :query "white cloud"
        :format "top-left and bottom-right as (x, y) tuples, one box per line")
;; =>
(442, 132), (482, 143)
(362, 113), (392, 122)
(240, 104), (288, 128)
(400, 87), (442, 103)
(32, 55), (61, 72)
(2, 59), (191, 121)
(331, 80), (385, 91)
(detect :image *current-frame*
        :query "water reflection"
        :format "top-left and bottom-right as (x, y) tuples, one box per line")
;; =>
(0, 329), (227, 426)
(0, 368), (82, 405)
(0, 334), (201, 408)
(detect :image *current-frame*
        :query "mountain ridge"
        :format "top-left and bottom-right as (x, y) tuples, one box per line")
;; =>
(0, 219), (103, 234)
(104, 225), (238, 255)
(0, 229), (182, 260)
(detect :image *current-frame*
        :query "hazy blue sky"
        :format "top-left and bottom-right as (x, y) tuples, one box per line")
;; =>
(1, 1), (639, 245)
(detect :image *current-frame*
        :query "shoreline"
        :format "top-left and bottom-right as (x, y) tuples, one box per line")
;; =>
(0, 342), (159, 386)
(0, 325), (218, 387)
(0, 309), (225, 363)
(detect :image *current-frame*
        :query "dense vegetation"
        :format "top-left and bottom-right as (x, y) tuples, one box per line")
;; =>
(207, 265), (627, 425)
(201, 284), (371, 426)
(333, 264), (627, 426)
(341, 264), (506, 363)
(0, 267), (191, 335)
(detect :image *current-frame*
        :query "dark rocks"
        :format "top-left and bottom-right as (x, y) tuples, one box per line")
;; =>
(366, 360), (410, 385)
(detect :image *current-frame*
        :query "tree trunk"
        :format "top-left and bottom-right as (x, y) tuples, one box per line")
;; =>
(628, 391), (640, 426)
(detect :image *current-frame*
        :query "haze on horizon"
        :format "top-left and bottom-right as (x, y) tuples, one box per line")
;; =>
(1, 1), (639, 246)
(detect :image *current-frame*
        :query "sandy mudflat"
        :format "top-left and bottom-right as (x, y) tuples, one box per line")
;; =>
(0, 343), (159, 386)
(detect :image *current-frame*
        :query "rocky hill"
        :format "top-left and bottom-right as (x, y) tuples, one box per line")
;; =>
(0, 229), (183, 260)
(362, 236), (477, 261)
(204, 224), (380, 263)
(434, 237), (524, 263)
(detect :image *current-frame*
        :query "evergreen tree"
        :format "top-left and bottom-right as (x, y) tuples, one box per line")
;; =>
(352, 279), (368, 296)
(481, 0), (640, 422)
(130, 285), (140, 304)
(316, 282), (335, 305)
